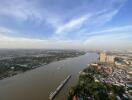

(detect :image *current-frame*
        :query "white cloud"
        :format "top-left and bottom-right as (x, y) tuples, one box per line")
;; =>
(83, 25), (132, 50)
(0, 24), (131, 50)
(0, 31), (83, 49)
(0, 24), (83, 49)
(0, 0), (127, 32)
(91, 10), (119, 26)
(0, 27), (14, 35)
(55, 15), (90, 34)
(0, 0), (130, 50)
(83, 35), (132, 50)
(54, 5), (125, 38)
(85, 25), (132, 36)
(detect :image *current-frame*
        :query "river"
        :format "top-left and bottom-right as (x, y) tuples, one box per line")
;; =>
(0, 53), (98, 100)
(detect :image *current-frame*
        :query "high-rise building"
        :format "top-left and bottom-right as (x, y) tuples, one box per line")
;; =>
(99, 52), (115, 63)
(99, 52), (107, 62)
(106, 56), (115, 63)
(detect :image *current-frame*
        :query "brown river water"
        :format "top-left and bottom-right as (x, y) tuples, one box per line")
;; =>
(0, 53), (98, 100)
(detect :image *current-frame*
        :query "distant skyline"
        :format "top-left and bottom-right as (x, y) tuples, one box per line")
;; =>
(0, 0), (132, 50)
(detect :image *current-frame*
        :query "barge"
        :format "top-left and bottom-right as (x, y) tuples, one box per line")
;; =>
(49, 75), (71, 100)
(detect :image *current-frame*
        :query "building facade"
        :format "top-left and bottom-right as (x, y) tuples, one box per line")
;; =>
(99, 52), (107, 62)
(106, 56), (115, 63)
(99, 52), (115, 63)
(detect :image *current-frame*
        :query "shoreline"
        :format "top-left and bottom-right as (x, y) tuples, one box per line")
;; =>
(0, 53), (86, 81)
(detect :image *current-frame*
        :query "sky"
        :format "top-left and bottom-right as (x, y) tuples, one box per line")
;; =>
(0, 0), (132, 50)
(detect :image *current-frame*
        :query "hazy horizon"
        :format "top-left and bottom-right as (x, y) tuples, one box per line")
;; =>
(0, 0), (132, 50)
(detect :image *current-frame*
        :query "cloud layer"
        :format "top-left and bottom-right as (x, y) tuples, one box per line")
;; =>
(0, 0), (131, 50)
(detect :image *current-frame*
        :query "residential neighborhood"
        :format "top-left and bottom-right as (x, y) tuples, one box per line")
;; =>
(68, 51), (132, 100)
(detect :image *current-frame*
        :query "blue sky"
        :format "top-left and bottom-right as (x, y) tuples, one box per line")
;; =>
(0, 0), (132, 50)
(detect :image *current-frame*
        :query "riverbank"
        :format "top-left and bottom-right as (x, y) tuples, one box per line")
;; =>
(0, 50), (85, 80)
(68, 64), (127, 100)
(0, 53), (98, 100)
(68, 56), (132, 100)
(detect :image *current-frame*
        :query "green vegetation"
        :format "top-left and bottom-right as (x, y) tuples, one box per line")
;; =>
(68, 74), (109, 100)
(68, 65), (125, 100)
(0, 50), (85, 80)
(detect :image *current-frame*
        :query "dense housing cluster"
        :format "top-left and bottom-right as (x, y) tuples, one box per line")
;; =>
(68, 51), (132, 100)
